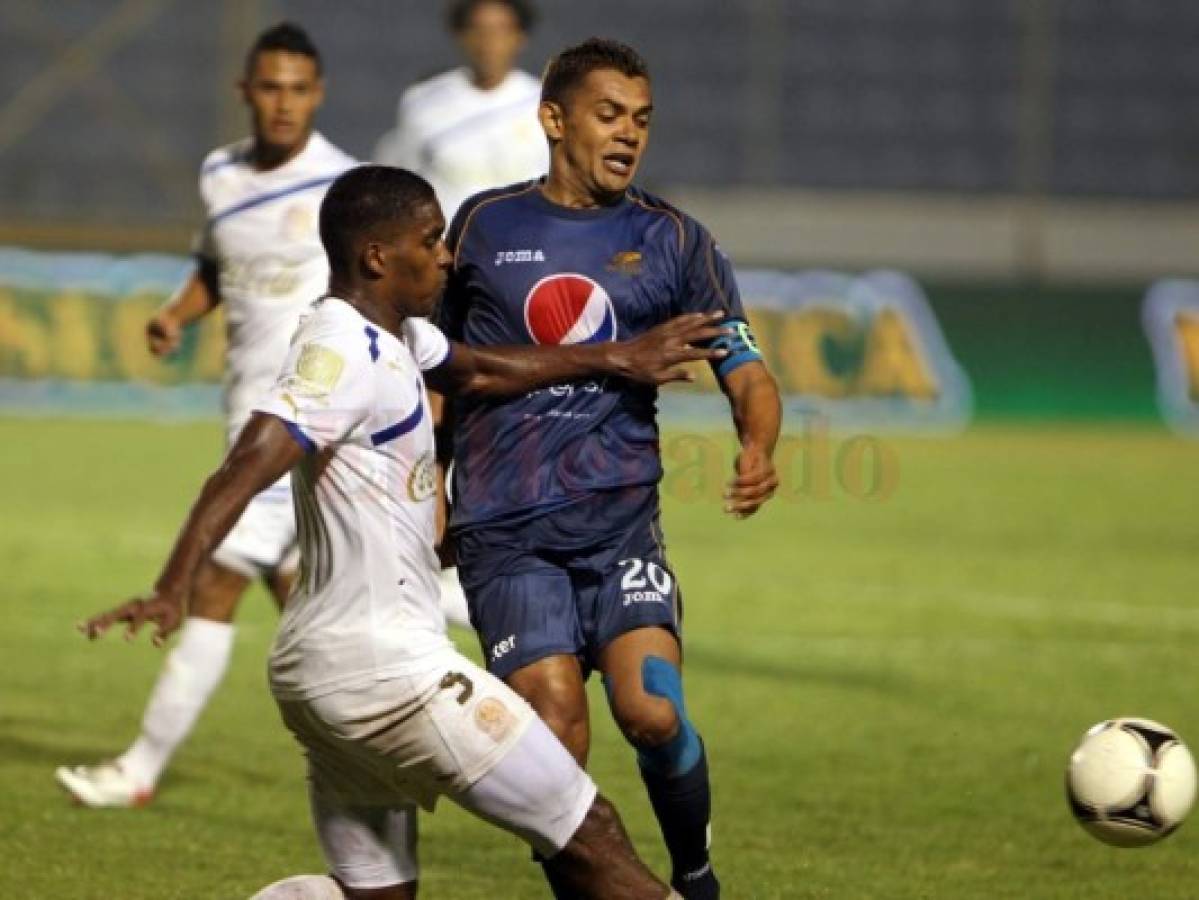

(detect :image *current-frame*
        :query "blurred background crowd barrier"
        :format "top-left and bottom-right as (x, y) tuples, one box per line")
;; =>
(0, 0), (1196, 429)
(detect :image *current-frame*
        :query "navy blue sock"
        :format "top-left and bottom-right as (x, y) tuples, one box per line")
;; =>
(640, 741), (720, 899)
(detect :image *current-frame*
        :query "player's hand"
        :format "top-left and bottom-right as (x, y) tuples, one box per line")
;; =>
(612, 311), (730, 385)
(78, 591), (186, 647)
(725, 444), (778, 518)
(146, 310), (183, 357)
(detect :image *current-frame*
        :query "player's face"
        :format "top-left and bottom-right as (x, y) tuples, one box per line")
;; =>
(241, 51), (324, 153)
(546, 69), (652, 200)
(384, 202), (452, 319)
(457, 1), (526, 88)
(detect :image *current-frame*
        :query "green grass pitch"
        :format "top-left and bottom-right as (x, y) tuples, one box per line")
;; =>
(2, 417), (1198, 898)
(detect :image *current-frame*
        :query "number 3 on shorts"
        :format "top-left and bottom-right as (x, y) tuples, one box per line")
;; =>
(439, 671), (474, 705)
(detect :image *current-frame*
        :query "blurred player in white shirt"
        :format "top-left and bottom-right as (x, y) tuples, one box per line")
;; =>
(56, 22), (356, 808)
(375, 0), (547, 628)
(78, 165), (721, 899)
(374, 0), (547, 224)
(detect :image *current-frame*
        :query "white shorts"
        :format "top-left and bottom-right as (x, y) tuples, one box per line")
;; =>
(210, 481), (298, 578)
(277, 653), (596, 889)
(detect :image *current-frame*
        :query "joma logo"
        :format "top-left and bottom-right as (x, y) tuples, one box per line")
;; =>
(494, 249), (545, 266)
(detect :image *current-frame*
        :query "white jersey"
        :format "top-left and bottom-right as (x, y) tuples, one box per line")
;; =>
(196, 132), (357, 441)
(255, 297), (455, 700)
(373, 67), (547, 222)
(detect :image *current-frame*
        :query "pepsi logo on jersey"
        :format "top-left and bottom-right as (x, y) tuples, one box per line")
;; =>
(523, 273), (617, 345)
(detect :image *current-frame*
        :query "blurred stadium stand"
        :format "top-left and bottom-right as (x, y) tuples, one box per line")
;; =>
(0, 0), (1195, 279)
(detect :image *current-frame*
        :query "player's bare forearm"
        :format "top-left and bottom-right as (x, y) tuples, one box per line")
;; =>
(80, 414), (302, 644)
(146, 261), (220, 356)
(164, 261), (220, 322)
(720, 361), (781, 518)
(723, 361), (781, 456)
(442, 341), (616, 396)
(429, 312), (729, 397)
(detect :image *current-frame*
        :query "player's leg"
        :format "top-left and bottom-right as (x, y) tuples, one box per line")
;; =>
(487, 657), (591, 900)
(56, 491), (296, 806)
(308, 790), (418, 900)
(457, 554), (640, 895)
(278, 651), (671, 900)
(506, 655), (591, 764)
(55, 558), (248, 806)
(273, 698), (421, 900)
(114, 488), (298, 791)
(599, 628), (718, 898)
(552, 795), (681, 900)
(458, 730), (675, 899)
(460, 560), (592, 763)
(248, 812), (417, 898)
(484, 652), (590, 898)
(115, 558), (249, 784)
(442, 666), (675, 899)
(594, 552), (720, 899)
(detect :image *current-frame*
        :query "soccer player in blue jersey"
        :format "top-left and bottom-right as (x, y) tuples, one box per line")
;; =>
(435, 38), (782, 900)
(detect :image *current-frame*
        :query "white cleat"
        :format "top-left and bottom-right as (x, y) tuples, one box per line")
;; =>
(55, 762), (153, 808)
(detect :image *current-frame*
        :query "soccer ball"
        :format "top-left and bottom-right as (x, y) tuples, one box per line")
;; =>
(1066, 717), (1197, 847)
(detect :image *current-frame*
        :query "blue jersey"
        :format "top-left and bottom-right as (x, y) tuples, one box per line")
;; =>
(438, 180), (757, 534)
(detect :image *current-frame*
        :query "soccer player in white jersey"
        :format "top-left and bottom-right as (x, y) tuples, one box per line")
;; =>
(56, 23), (356, 808)
(374, 0), (547, 223)
(80, 165), (724, 899)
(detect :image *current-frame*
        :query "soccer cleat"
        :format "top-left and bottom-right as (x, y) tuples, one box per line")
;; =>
(54, 762), (153, 808)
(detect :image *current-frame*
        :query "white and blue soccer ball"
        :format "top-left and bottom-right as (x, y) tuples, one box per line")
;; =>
(1066, 717), (1197, 847)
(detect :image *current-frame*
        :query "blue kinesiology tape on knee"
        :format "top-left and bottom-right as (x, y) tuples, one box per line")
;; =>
(638, 656), (702, 778)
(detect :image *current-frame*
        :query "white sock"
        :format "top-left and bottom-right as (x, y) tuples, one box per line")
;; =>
(438, 566), (472, 630)
(249, 874), (344, 899)
(116, 617), (234, 789)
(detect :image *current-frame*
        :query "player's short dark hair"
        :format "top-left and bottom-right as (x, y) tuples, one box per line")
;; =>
(245, 22), (322, 77)
(320, 166), (438, 276)
(541, 38), (649, 107)
(447, 0), (537, 34)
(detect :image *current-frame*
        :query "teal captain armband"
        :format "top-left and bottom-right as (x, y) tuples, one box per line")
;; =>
(711, 317), (762, 379)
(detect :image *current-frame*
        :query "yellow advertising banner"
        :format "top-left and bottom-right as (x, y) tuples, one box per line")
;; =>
(0, 250), (971, 428)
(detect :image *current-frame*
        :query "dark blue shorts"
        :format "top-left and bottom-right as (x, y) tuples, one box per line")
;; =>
(457, 495), (682, 679)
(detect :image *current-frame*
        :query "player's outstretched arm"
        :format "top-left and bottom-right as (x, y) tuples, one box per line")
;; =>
(79, 413), (303, 646)
(426, 311), (730, 398)
(720, 360), (781, 519)
(146, 259), (220, 357)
